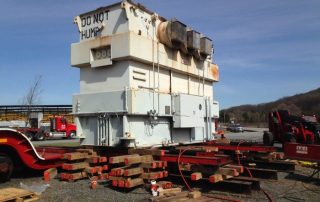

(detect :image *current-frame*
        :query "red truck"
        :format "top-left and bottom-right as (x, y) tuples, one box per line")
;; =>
(18, 116), (76, 141)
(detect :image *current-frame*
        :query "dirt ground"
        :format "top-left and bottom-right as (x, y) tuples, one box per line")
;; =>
(0, 164), (319, 202)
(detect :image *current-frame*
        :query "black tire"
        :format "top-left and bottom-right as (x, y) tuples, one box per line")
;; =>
(69, 131), (76, 139)
(263, 131), (274, 146)
(35, 131), (46, 141)
(0, 155), (13, 182)
(25, 131), (34, 141)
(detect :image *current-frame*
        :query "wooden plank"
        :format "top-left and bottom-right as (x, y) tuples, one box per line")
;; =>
(62, 162), (89, 170)
(84, 167), (97, 174)
(108, 176), (129, 181)
(43, 168), (57, 182)
(141, 161), (167, 169)
(224, 164), (244, 173)
(209, 174), (223, 183)
(125, 178), (144, 188)
(158, 187), (182, 196)
(99, 156), (107, 163)
(124, 156), (142, 165)
(156, 192), (190, 202)
(157, 181), (173, 189)
(0, 188), (36, 202)
(76, 148), (97, 156)
(188, 191), (202, 199)
(190, 172), (202, 181)
(86, 156), (99, 164)
(63, 152), (88, 161)
(60, 172), (87, 181)
(124, 167), (143, 176)
(217, 167), (239, 177)
(142, 171), (167, 180)
(141, 161), (157, 169)
(109, 154), (140, 164)
(128, 148), (165, 156)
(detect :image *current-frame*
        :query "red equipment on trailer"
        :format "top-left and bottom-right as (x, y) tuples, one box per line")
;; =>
(263, 110), (320, 146)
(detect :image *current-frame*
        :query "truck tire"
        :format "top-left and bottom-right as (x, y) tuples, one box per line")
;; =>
(69, 131), (76, 139)
(35, 131), (46, 141)
(263, 131), (274, 146)
(0, 155), (13, 182)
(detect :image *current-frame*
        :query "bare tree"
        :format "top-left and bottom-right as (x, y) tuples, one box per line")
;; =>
(22, 75), (43, 126)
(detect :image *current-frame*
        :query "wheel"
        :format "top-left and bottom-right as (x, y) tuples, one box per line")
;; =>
(35, 131), (46, 141)
(25, 131), (34, 141)
(0, 155), (13, 182)
(263, 131), (274, 146)
(69, 131), (76, 139)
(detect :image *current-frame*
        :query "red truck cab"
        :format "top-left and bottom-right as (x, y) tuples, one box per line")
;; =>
(48, 116), (76, 139)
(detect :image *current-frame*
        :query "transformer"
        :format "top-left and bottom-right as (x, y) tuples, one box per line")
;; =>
(71, 0), (220, 147)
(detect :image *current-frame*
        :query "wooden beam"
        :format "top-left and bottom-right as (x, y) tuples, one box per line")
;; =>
(128, 148), (165, 156)
(43, 168), (57, 182)
(209, 174), (223, 183)
(109, 154), (140, 164)
(188, 191), (202, 199)
(62, 162), (89, 170)
(63, 152), (88, 161)
(191, 172), (202, 181)
(217, 167), (239, 177)
(158, 187), (182, 196)
(124, 167), (143, 176)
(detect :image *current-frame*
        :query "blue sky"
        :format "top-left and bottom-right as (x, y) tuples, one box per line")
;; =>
(0, 0), (319, 109)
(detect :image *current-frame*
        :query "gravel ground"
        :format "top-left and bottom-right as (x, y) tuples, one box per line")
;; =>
(0, 164), (319, 202)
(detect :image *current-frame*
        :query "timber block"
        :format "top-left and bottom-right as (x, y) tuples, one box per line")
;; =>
(158, 187), (182, 196)
(217, 167), (239, 177)
(99, 156), (108, 163)
(128, 148), (165, 156)
(63, 152), (88, 161)
(125, 178), (144, 188)
(224, 164), (244, 173)
(188, 191), (202, 199)
(191, 172), (202, 181)
(43, 168), (58, 182)
(61, 171), (87, 181)
(109, 154), (140, 164)
(209, 174), (223, 183)
(84, 167), (97, 174)
(62, 162), (89, 170)
(124, 167), (143, 176)
(86, 156), (99, 164)
(157, 181), (173, 189)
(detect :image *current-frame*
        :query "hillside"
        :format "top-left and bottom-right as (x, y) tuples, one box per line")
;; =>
(220, 88), (320, 125)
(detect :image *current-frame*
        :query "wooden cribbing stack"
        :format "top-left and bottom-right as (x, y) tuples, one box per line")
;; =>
(60, 149), (109, 182)
(108, 153), (168, 188)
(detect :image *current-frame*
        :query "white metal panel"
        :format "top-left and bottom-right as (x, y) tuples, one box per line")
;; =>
(80, 61), (130, 93)
(171, 72), (188, 94)
(173, 94), (205, 128)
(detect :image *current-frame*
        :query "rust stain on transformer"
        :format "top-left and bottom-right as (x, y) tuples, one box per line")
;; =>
(210, 64), (219, 81)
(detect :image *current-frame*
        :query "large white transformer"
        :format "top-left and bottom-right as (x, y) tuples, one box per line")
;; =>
(71, 0), (220, 147)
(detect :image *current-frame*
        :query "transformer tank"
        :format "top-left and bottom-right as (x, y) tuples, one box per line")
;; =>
(71, 0), (220, 147)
